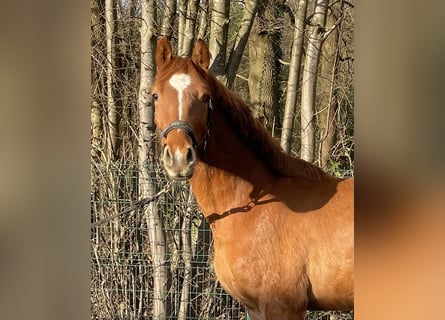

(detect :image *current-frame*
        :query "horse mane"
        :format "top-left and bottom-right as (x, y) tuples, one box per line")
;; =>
(204, 71), (326, 181)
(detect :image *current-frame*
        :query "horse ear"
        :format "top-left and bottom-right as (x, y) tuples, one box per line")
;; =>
(155, 36), (173, 69)
(192, 39), (211, 71)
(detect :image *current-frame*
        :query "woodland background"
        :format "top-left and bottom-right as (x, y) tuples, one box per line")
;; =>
(91, 0), (354, 319)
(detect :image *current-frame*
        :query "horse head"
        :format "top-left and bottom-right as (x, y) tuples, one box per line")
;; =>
(151, 37), (213, 181)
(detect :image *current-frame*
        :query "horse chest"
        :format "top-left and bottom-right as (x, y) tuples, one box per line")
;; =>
(211, 225), (304, 306)
(212, 243), (269, 306)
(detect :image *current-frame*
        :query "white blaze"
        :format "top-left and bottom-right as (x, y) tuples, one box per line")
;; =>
(169, 73), (191, 120)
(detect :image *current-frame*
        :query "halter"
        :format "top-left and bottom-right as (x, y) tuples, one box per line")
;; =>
(160, 99), (213, 153)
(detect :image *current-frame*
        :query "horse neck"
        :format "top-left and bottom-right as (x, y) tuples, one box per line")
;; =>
(189, 107), (272, 219)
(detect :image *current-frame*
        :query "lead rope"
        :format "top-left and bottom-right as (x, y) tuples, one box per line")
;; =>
(91, 181), (172, 230)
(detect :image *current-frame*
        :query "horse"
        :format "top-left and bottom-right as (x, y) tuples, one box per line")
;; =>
(150, 36), (354, 320)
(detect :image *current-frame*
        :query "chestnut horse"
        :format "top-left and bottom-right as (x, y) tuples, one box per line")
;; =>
(150, 37), (354, 320)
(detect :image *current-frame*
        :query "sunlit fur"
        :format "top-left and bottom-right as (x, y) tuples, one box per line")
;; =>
(152, 37), (354, 320)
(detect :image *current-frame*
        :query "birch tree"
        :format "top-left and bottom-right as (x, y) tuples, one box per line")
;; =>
(138, 1), (170, 319)
(91, 0), (105, 159)
(248, 0), (282, 135)
(160, 0), (176, 37)
(105, 0), (120, 160)
(317, 0), (341, 168)
(209, 0), (230, 78)
(177, 190), (194, 320)
(224, 0), (259, 88)
(177, 0), (187, 51)
(300, 0), (328, 162)
(280, 0), (308, 154)
(197, 0), (209, 40)
(180, 0), (200, 56)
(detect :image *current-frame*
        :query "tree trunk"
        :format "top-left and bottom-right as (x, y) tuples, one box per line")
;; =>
(91, 0), (105, 159)
(248, 0), (282, 136)
(105, 0), (119, 160)
(224, 0), (259, 89)
(177, 0), (187, 54)
(160, 0), (176, 37)
(139, 1), (170, 319)
(209, 0), (230, 79)
(280, 0), (308, 154)
(197, 0), (209, 40)
(180, 0), (199, 56)
(300, 0), (328, 162)
(91, 101), (103, 158)
(178, 189), (194, 320)
(317, 0), (341, 168)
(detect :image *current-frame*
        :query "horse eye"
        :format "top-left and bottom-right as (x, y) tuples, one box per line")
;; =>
(201, 95), (211, 103)
(152, 93), (159, 101)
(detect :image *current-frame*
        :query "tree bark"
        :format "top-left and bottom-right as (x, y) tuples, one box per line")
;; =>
(139, 1), (169, 319)
(105, 0), (119, 160)
(300, 0), (328, 162)
(248, 0), (282, 136)
(317, 0), (341, 168)
(209, 0), (230, 79)
(224, 0), (259, 89)
(180, 0), (200, 56)
(177, 0), (187, 54)
(91, 0), (105, 159)
(91, 101), (103, 158)
(178, 189), (194, 320)
(160, 0), (176, 37)
(197, 0), (209, 40)
(280, 0), (308, 154)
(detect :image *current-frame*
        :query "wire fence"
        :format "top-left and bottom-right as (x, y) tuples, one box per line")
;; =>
(91, 160), (353, 320)
(91, 160), (246, 319)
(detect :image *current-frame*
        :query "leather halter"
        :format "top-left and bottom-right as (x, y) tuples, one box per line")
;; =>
(161, 99), (213, 152)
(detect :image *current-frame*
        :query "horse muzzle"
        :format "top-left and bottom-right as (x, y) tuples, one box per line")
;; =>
(160, 120), (200, 181)
(161, 141), (197, 181)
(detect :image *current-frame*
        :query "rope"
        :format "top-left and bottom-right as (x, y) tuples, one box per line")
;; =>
(91, 181), (172, 229)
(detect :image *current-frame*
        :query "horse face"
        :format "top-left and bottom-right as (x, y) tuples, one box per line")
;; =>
(151, 37), (212, 181)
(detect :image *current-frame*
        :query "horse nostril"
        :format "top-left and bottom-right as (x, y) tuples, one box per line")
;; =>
(164, 147), (173, 167)
(186, 147), (194, 164)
